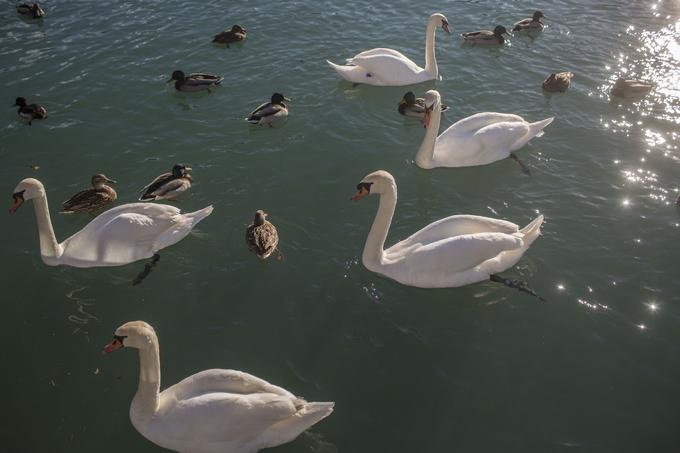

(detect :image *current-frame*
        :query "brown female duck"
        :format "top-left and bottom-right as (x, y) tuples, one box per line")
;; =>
(62, 174), (117, 214)
(543, 72), (574, 93)
(245, 210), (280, 259)
(213, 25), (247, 46)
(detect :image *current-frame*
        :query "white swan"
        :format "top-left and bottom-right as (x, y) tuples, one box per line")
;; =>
(103, 321), (334, 453)
(415, 90), (554, 170)
(9, 178), (212, 268)
(327, 13), (450, 86)
(351, 170), (544, 289)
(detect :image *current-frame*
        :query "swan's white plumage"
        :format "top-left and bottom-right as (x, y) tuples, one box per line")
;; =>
(327, 13), (449, 86)
(11, 178), (212, 268)
(107, 322), (333, 453)
(415, 91), (554, 169)
(355, 171), (543, 288)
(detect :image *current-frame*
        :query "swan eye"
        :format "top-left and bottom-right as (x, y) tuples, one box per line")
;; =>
(356, 182), (372, 193)
(114, 334), (127, 343)
(12, 191), (25, 201)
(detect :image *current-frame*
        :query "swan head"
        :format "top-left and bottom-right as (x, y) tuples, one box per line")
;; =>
(422, 90), (441, 128)
(10, 178), (45, 213)
(351, 170), (396, 201)
(103, 321), (157, 354)
(430, 13), (451, 34)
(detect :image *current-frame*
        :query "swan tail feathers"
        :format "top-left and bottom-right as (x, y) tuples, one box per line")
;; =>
(327, 59), (366, 84)
(259, 402), (334, 447)
(186, 205), (214, 226)
(519, 215), (544, 247)
(528, 117), (554, 138)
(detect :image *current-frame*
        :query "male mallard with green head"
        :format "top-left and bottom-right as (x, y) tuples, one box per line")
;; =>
(462, 25), (511, 45)
(16, 3), (44, 18)
(213, 25), (247, 46)
(166, 70), (223, 93)
(62, 174), (117, 214)
(139, 164), (192, 201)
(610, 77), (655, 98)
(398, 91), (449, 118)
(543, 72), (574, 93)
(246, 93), (290, 126)
(512, 11), (545, 32)
(246, 210), (280, 259)
(13, 97), (47, 125)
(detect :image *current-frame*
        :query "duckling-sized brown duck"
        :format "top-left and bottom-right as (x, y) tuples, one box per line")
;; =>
(245, 210), (280, 259)
(139, 164), (192, 201)
(16, 3), (44, 18)
(610, 78), (655, 98)
(13, 97), (47, 125)
(512, 11), (545, 32)
(166, 70), (223, 93)
(62, 174), (117, 214)
(398, 91), (449, 118)
(213, 25), (247, 46)
(462, 25), (510, 45)
(543, 72), (574, 93)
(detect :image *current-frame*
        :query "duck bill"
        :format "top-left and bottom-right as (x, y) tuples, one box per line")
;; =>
(105, 178), (117, 184)
(184, 167), (192, 172)
(422, 109), (432, 128)
(9, 196), (24, 213)
(283, 97), (291, 102)
(102, 338), (123, 354)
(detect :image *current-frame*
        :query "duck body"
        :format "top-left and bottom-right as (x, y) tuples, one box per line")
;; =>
(104, 321), (334, 453)
(213, 25), (247, 46)
(462, 25), (509, 45)
(62, 174), (117, 214)
(140, 164), (192, 201)
(610, 78), (655, 98)
(327, 13), (450, 86)
(512, 11), (544, 32)
(10, 178), (212, 268)
(398, 92), (448, 118)
(543, 72), (573, 93)
(14, 97), (46, 125)
(246, 210), (279, 259)
(246, 93), (289, 126)
(167, 71), (223, 92)
(352, 171), (544, 288)
(16, 3), (44, 18)
(415, 90), (553, 169)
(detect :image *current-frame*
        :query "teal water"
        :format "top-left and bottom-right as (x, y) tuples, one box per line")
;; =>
(2, 0), (680, 451)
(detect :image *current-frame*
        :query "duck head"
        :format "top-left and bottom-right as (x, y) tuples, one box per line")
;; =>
(10, 178), (44, 213)
(422, 90), (441, 128)
(494, 25), (510, 37)
(167, 70), (185, 83)
(533, 11), (545, 21)
(13, 97), (27, 108)
(103, 321), (157, 354)
(271, 93), (291, 105)
(231, 24), (246, 33)
(91, 173), (116, 188)
(172, 163), (192, 177)
(253, 210), (268, 226)
(351, 170), (395, 201)
(400, 92), (417, 107)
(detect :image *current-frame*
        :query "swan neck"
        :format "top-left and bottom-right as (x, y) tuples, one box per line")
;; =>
(32, 194), (62, 259)
(132, 342), (161, 416)
(424, 20), (438, 76)
(362, 185), (397, 268)
(415, 103), (441, 168)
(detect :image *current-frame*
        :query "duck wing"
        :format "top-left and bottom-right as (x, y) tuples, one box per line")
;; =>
(139, 172), (173, 200)
(246, 222), (279, 257)
(62, 188), (113, 212)
(186, 73), (224, 86)
(246, 102), (284, 122)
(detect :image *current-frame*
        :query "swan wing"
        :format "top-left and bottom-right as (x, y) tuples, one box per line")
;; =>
(394, 232), (523, 275)
(60, 203), (183, 264)
(347, 52), (423, 84)
(350, 47), (410, 61)
(387, 215), (518, 256)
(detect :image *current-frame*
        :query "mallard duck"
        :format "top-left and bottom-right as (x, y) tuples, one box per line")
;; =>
(62, 174), (117, 214)
(166, 70), (223, 93)
(462, 25), (510, 45)
(398, 91), (449, 118)
(543, 72), (574, 93)
(213, 25), (247, 46)
(610, 78), (655, 98)
(512, 11), (545, 32)
(13, 97), (47, 125)
(245, 210), (280, 259)
(246, 93), (290, 126)
(16, 3), (44, 18)
(139, 164), (192, 201)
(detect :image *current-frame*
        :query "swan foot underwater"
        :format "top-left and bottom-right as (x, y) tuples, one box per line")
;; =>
(132, 253), (160, 286)
(352, 170), (545, 300)
(9, 178), (213, 283)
